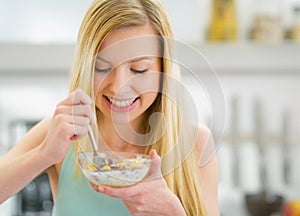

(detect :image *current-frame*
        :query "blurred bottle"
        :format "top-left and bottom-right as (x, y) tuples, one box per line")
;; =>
(290, 5), (300, 42)
(207, 0), (238, 42)
(250, 0), (284, 43)
(284, 200), (300, 216)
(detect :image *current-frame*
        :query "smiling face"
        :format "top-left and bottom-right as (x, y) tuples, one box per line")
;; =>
(94, 23), (162, 128)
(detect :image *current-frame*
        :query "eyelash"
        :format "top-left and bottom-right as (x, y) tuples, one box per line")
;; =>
(131, 68), (148, 73)
(95, 68), (148, 73)
(95, 68), (111, 73)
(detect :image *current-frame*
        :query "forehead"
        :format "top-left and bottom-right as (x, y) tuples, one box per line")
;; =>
(101, 23), (158, 49)
(97, 24), (162, 64)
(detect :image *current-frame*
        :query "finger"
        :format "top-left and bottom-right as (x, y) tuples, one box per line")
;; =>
(56, 117), (89, 139)
(71, 105), (96, 125)
(55, 104), (96, 125)
(69, 116), (91, 127)
(54, 114), (91, 128)
(88, 182), (100, 192)
(97, 185), (136, 199)
(123, 202), (136, 215)
(72, 105), (96, 124)
(68, 126), (89, 141)
(70, 124), (89, 139)
(146, 149), (162, 180)
(58, 88), (92, 106)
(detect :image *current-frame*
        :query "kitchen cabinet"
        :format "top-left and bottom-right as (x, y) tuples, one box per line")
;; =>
(192, 42), (300, 75)
(0, 43), (299, 77)
(0, 43), (74, 77)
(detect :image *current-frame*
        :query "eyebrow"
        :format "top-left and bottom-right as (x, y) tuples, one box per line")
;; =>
(128, 57), (154, 63)
(96, 56), (154, 64)
(96, 56), (112, 64)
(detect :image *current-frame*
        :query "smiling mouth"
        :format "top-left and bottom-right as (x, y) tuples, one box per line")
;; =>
(105, 96), (139, 108)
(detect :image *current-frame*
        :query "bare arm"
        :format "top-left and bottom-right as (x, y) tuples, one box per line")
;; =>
(0, 119), (51, 204)
(0, 89), (95, 204)
(196, 125), (220, 216)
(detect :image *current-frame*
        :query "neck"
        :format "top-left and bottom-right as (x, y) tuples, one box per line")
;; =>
(97, 117), (146, 154)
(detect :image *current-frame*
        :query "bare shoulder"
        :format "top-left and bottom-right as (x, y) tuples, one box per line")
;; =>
(195, 124), (212, 154)
(194, 123), (218, 177)
(195, 124), (216, 166)
(195, 124), (220, 216)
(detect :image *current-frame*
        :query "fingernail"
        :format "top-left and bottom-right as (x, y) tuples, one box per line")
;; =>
(149, 149), (157, 158)
(98, 186), (104, 193)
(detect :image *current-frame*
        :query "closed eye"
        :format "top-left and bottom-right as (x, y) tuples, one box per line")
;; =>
(95, 67), (112, 73)
(131, 68), (148, 73)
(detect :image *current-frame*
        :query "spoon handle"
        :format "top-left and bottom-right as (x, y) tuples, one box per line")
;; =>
(88, 125), (98, 152)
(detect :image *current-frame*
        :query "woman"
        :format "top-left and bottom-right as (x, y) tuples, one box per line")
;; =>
(0, 0), (219, 215)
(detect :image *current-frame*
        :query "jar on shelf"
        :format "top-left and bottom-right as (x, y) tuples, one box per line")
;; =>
(290, 5), (300, 42)
(250, 0), (284, 43)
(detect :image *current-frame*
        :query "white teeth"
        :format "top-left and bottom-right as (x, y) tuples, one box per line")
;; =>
(108, 97), (136, 108)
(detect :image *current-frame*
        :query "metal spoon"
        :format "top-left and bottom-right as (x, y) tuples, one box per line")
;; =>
(87, 124), (98, 154)
(87, 125), (109, 168)
(79, 100), (98, 155)
(79, 103), (105, 167)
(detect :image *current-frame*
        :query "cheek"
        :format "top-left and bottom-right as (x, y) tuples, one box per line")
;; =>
(94, 74), (106, 94)
(136, 74), (160, 108)
(143, 92), (159, 105)
(134, 73), (161, 95)
(94, 74), (107, 107)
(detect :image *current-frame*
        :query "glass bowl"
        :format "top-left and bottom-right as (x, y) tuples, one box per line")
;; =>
(78, 151), (151, 187)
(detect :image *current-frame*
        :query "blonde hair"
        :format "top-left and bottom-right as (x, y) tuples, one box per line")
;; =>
(69, 0), (206, 215)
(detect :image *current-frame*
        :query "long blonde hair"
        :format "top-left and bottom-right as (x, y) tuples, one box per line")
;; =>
(69, 0), (206, 215)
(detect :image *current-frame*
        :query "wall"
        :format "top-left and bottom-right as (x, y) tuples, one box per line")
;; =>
(1, 0), (300, 44)
(0, 77), (69, 152)
(1, 0), (300, 215)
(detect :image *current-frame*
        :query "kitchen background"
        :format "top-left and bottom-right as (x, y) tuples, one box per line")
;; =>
(0, 0), (300, 215)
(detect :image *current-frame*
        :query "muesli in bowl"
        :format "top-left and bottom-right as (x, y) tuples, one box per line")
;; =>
(78, 151), (151, 187)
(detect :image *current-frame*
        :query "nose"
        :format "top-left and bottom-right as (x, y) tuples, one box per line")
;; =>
(108, 65), (131, 94)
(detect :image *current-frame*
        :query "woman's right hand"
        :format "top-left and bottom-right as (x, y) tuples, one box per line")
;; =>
(41, 88), (96, 165)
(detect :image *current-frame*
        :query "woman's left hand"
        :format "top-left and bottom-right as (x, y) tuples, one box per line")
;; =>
(89, 150), (186, 216)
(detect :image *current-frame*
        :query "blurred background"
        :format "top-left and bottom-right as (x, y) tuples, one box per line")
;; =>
(0, 0), (300, 215)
